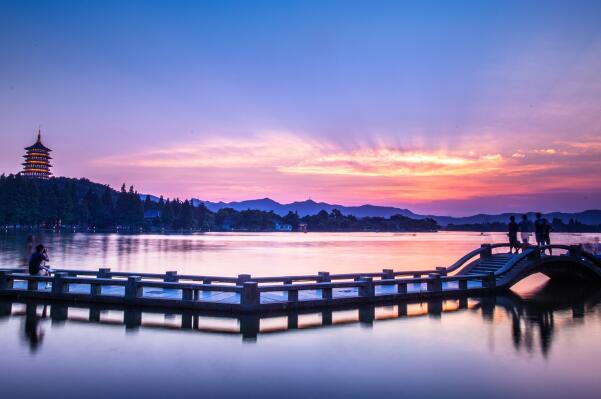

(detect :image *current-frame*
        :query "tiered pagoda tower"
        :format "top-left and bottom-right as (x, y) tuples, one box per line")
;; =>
(22, 129), (53, 179)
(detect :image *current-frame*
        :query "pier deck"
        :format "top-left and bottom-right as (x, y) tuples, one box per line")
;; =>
(1, 244), (599, 313)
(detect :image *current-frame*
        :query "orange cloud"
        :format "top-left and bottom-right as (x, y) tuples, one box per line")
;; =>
(90, 133), (601, 205)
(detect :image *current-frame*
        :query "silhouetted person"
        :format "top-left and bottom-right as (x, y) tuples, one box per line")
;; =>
(24, 303), (45, 352)
(534, 212), (545, 247)
(519, 214), (530, 250)
(508, 216), (519, 254)
(29, 244), (50, 276)
(543, 218), (552, 255)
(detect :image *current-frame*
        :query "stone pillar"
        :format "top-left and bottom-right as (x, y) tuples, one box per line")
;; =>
(359, 306), (375, 326)
(239, 315), (260, 341)
(397, 282), (408, 294)
(0, 301), (12, 317)
(164, 271), (178, 282)
(90, 283), (102, 296)
(569, 245), (583, 259)
(288, 289), (299, 302)
(428, 299), (443, 317)
(97, 268), (111, 279)
(89, 307), (101, 322)
(321, 287), (333, 300)
(124, 308), (142, 331)
(27, 278), (38, 291)
(458, 279), (468, 290)
(317, 271), (331, 283)
(358, 277), (375, 297)
(287, 312), (299, 329)
(237, 274), (252, 285)
(240, 282), (259, 307)
(427, 273), (442, 292)
(322, 310), (333, 325)
(125, 276), (142, 300)
(480, 244), (492, 258)
(181, 312), (193, 329)
(0, 271), (14, 290)
(382, 269), (395, 280)
(52, 272), (69, 294)
(482, 272), (496, 289)
(397, 302), (408, 317)
(182, 288), (194, 301)
(50, 303), (68, 323)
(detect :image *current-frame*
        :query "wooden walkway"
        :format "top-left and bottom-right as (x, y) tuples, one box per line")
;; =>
(1, 244), (599, 313)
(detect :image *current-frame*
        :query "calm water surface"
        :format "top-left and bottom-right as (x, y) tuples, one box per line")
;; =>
(1, 231), (601, 398)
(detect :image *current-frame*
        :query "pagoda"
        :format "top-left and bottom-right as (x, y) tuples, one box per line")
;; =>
(22, 129), (53, 179)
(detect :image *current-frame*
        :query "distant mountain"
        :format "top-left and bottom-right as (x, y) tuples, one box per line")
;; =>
(142, 195), (601, 226)
(193, 198), (421, 219)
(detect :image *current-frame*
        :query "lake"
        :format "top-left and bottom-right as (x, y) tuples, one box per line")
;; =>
(1, 231), (601, 398)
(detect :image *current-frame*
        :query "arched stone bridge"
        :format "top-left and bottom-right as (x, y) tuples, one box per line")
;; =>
(452, 244), (601, 288)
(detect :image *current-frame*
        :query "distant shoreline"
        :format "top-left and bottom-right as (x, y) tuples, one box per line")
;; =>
(2, 227), (601, 234)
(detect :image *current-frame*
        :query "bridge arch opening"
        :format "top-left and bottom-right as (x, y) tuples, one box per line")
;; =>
(510, 273), (550, 294)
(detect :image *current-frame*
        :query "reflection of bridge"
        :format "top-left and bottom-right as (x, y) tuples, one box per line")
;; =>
(1, 244), (600, 313)
(3, 281), (600, 348)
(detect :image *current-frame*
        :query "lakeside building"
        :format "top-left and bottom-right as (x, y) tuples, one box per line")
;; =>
(21, 129), (52, 179)
(275, 223), (293, 232)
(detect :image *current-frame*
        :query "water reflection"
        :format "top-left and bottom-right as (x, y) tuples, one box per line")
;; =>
(2, 231), (599, 277)
(3, 281), (600, 353)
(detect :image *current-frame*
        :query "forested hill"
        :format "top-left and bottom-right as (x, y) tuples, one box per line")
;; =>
(0, 174), (439, 232)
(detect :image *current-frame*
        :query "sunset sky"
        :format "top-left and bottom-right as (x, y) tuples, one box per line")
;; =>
(1, 0), (600, 215)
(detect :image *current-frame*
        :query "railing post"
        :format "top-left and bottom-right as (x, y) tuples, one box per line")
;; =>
(569, 244), (583, 259)
(0, 271), (13, 290)
(52, 272), (69, 294)
(482, 272), (496, 289)
(436, 267), (447, 276)
(458, 278), (468, 290)
(317, 271), (331, 283)
(382, 269), (394, 280)
(358, 277), (375, 297)
(90, 282), (102, 296)
(397, 281), (407, 294)
(321, 285), (333, 300)
(125, 276), (142, 300)
(288, 289), (299, 302)
(27, 277), (38, 291)
(480, 244), (492, 258)
(182, 287), (194, 301)
(237, 274), (252, 285)
(427, 273), (442, 292)
(97, 268), (111, 279)
(165, 271), (178, 282)
(240, 282), (259, 307)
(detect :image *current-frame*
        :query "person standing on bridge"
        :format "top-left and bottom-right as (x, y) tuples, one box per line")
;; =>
(543, 218), (553, 255)
(508, 216), (520, 254)
(534, 213), (545, 247)
(519, 214), (530, 250)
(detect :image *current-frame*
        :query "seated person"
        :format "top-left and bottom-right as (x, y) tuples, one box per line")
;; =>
(29, 245), (50, 276)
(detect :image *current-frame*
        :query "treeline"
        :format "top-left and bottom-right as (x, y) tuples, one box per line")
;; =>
(444, 219), (601, 233)
(0, 174), (439, 232)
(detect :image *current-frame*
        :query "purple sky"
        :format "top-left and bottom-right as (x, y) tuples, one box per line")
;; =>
(1, 1), (601, 215)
